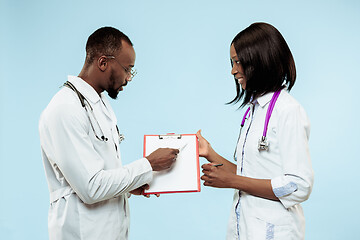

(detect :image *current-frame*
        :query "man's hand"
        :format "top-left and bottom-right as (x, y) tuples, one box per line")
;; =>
(146, 148), (179, 171)
(130, 184), (149, 195)
(129, 184), (160, 198)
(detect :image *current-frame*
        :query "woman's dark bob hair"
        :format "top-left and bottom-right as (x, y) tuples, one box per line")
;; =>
(229, 22), (296, 107)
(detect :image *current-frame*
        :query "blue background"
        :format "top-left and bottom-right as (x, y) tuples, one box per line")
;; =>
(1, 0), (359, 239)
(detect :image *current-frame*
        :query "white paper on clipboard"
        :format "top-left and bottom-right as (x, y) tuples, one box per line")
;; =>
(143, 134), (200, 194)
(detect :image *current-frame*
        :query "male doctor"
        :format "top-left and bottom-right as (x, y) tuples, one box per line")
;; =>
(39, 27), (178, 240)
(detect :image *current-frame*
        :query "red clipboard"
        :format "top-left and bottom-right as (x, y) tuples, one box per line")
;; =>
(143, 133), (200, 194)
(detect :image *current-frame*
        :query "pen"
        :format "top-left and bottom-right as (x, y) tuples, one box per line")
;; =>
(178, 143), (188, 152)
(213, 164), (223, 167)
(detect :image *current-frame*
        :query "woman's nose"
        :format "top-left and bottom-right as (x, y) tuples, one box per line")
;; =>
(231, 65), (237, 76)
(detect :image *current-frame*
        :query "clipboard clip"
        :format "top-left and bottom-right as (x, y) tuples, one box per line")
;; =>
(159, 133), (182, 139)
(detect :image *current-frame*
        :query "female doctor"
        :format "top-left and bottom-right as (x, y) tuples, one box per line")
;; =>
(198, 22), (314, 240)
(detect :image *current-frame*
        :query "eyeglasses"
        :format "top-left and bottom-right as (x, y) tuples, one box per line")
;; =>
(106, 55), (137, 81)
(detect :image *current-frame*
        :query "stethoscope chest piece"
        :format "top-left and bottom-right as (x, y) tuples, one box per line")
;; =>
(258, 136), (269, 151)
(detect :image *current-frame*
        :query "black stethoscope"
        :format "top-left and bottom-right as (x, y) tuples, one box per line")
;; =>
(63, 81), (124, 143)
(233, 90), (281, 161)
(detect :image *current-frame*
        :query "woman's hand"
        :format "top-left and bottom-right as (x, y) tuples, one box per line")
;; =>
(202, 164), (279, 200)
(201, 163), (236, 188)
(196, 130), (213, 158)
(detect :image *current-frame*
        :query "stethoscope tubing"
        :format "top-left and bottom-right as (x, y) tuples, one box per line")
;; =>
(240, 90), (281, 139)
(263, 90), (281, 138)
(234, 89), (281, 160)
(63, 81), (108, 142)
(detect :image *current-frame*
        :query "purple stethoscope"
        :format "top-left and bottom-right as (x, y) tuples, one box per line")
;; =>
(233, 90), (281, 161)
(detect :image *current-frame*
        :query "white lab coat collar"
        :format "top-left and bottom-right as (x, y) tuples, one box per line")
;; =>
(255, 91), (279, 108)
(67, 75), (101, 104)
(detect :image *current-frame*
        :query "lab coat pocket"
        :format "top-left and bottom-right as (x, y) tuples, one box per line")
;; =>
(247, 214), (293, 240)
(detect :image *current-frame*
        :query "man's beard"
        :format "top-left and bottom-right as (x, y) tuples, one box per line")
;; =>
(107, 72), (119, 100)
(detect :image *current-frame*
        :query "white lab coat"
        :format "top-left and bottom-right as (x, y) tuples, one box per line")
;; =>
(226, 90), (314, 240)
(39, 76), (153, 240)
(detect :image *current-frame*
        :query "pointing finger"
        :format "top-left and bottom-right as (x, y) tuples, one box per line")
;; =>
(202, 164), (213, 170)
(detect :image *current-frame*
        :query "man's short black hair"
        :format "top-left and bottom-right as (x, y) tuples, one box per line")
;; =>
(229, 22), (296, 107)
(85, 26), (133, 65)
